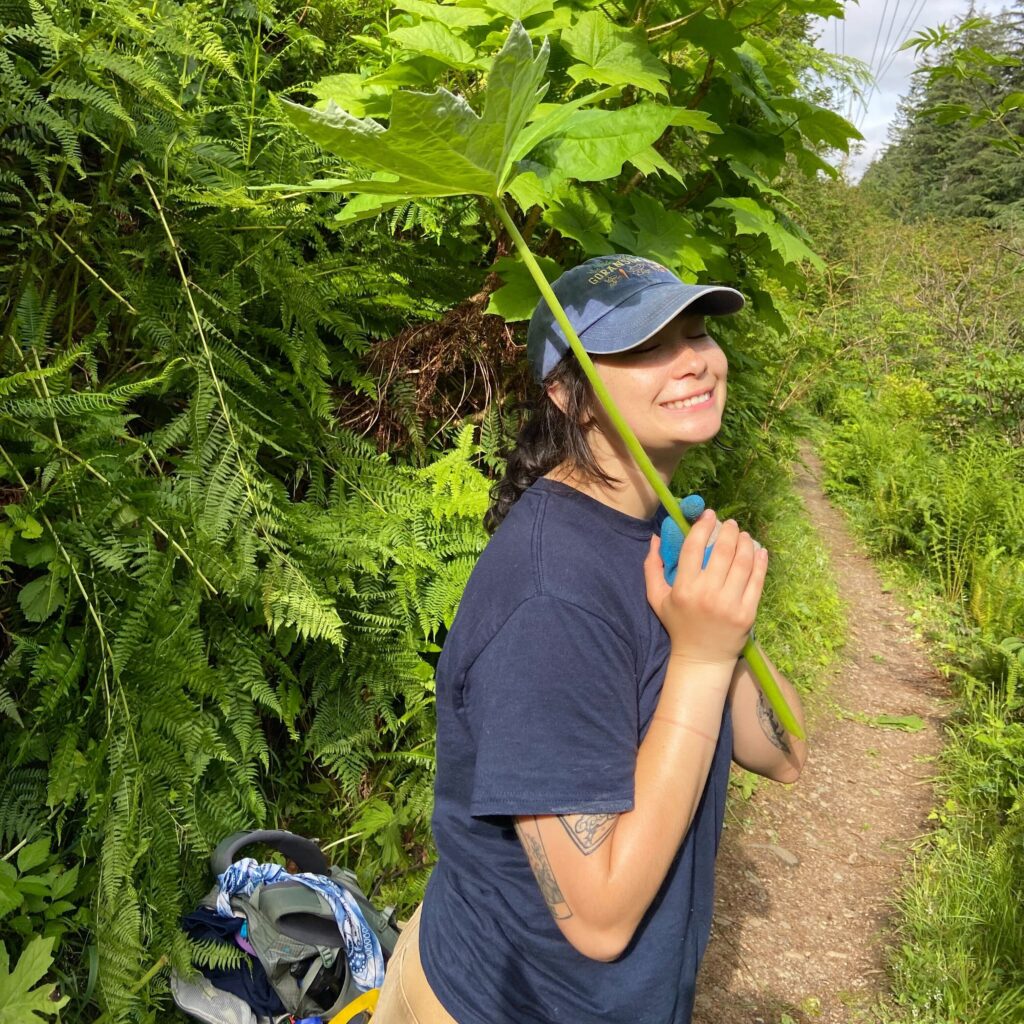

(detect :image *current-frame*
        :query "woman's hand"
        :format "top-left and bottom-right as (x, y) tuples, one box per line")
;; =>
(644, 509), (768, 665)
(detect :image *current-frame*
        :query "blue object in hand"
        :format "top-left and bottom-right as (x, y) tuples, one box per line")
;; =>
(659, 494), (712, 584)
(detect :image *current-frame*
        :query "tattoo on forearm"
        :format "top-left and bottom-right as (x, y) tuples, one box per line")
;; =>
(558, 813), (618, 855)
(757, 691), (791, 754)
(516, 819), (572, 920)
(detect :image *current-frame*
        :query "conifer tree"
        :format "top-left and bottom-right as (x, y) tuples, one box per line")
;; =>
(863, 4), (1024, 222)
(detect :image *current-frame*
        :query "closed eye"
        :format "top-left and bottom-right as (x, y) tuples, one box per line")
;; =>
(625, 332), (711, 357)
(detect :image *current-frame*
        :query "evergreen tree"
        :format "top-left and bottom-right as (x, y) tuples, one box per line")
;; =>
(862, 5), (1024, 222)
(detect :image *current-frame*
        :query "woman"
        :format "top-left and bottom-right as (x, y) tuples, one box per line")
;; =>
(375, 254), (808, 1024)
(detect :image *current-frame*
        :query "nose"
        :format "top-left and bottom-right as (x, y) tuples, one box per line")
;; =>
(667, 337), (708, 378)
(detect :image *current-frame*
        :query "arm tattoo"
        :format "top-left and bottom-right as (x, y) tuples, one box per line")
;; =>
(757, 690), (791, 754)
(558, 813), (618, 855)
(516, 819), (572, 920)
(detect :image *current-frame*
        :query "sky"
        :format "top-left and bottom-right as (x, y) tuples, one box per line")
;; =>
(810, 0), (1002, 179)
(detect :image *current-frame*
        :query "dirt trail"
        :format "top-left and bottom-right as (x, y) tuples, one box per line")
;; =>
(693, 446), (950, 1024)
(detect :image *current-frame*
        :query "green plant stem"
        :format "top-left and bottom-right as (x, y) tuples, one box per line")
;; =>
(493, 199), (804, 741)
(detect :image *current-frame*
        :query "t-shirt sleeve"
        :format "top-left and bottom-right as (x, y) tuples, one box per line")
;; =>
(466, 595), (639, 819)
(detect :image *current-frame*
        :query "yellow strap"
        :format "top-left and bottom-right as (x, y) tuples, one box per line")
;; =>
(327, 987), (380, 1024)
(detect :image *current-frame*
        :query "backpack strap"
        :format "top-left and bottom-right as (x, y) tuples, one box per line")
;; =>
(211, 829), (330, 877)
(255, 880), (344, 946)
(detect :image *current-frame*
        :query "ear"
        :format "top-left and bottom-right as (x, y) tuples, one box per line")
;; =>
(546, 379), (569, 415)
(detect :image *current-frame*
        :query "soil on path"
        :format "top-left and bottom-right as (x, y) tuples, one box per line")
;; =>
(693, 446), (950, 1024)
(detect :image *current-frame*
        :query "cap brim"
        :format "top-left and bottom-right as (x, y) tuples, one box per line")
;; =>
(579, 282), (744, 356)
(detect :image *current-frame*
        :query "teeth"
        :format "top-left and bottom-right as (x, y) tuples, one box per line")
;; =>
(663, 391), (712, 410)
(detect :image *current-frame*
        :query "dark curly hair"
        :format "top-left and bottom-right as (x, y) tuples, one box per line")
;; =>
(484, 353), (616, 533)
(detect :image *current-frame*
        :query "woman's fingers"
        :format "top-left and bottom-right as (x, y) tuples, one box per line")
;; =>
(687, 517), (765, 622)
(701, 517), (739, 590)
(647, 510), (768, 661)
(677, 509), (718, 579)
(740, 544), (769, 617)
(719, 530), (756, 606)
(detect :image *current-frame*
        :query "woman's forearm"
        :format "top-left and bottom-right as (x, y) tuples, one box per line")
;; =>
(729, 646), (808, 783)
(606, 656), (733, 889)
(517, 656), (734, 959)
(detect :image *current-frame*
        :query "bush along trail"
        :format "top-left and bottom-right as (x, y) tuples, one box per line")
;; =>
(693, 446), (948, 1024)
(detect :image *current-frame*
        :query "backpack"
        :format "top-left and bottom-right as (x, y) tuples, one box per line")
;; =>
(171, 829), (401, 1024)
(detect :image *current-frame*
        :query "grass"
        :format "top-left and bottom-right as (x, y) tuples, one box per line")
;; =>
(755, 462), (847, 690)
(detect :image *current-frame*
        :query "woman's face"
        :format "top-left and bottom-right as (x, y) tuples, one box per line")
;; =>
(587, 312), (728, 462)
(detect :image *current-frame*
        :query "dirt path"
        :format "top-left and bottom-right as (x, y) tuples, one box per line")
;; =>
(693, 446), (950, 1024)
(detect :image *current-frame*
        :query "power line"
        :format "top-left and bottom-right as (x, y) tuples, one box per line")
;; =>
(840, 14), (848, 118)
(858, 0), (904, 125)
(831, 16), (848, 116)
(876, 0), (929, 85)
(864, 0), (894, 87)
(859, 0), (910, 129)
(850, 0), (893, 124)
(875, 0), (909, 79)
(859, 0), (931, 129)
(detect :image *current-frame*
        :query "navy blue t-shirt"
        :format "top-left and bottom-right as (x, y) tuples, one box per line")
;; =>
(420, 478), (733, 1024)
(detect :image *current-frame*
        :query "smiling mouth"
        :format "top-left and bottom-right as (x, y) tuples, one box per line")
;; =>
(661, 389), (714, 410)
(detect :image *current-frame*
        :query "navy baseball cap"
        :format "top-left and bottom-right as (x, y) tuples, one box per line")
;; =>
(526, 255), (745, 381)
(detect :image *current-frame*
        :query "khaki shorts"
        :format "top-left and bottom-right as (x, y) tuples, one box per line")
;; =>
(373, 905), (458, 1024)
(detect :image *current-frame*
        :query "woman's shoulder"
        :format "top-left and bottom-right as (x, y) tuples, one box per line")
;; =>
(469, 479), (652, 623)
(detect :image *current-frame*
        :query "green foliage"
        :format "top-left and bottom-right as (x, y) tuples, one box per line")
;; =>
(0, 839), (90, 944)
(278, 23), (551, 199)
(278, 0), (860, 316)
(0, 937), (67, 1024)
(889, 634), (1024, 1024)
(0, 0), (489, 1019)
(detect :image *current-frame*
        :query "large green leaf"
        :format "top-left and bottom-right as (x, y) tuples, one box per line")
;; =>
(561, 10), (668, 96)
(504, 168), (552, 212)
(706, 124), (786, 176)
(389, 22), (484, 70)
(394, 0), (493, 29)
(485, 253), (562, 320)
(533, 104), (712, 184)
(772, 97), (862, 151)
(610, 193), (705, 278)
(710, 197), (823, 271)
(309, 73), (392, 118)
(280, 22), (548, 199)
(334, 192), (405, 225)
(679, 13), (746, 71)
(15, 840), (49, 874)
(0, 870), (22, 921)
(17, 574), (65, 623)
(506, 86), (621, 165)
(628, 145), (683, 183)
(478, 0), (554, 22)
(542, 186), (614, 255)
(0, 938), (68, 1023)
